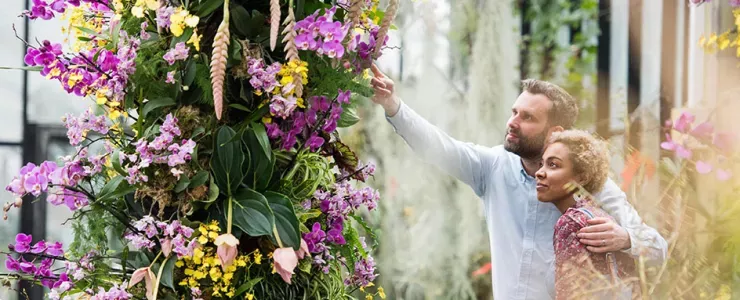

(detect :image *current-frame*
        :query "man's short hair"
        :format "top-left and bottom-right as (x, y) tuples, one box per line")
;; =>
(521, 79), (579, 129)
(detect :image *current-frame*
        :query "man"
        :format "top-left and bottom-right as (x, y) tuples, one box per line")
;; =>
(369, 65), (667, 299)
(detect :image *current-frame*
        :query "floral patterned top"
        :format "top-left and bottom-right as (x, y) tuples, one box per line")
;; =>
(553, 200), (637, 299)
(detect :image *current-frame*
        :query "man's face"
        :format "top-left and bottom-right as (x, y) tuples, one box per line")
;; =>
(504, 91), (552, 160)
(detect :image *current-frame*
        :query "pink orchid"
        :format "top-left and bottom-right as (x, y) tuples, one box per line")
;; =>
(661, 134), (692, 159)
(695, 161), (712, 174)
(673, 111), (695, 133)
(689, 121), (714, 139)
(214, 233), (239, 271)
(129, 267), (156, 300)
(716, 168), (732, 181)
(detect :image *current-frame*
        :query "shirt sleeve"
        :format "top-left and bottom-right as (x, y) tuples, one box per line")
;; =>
(554, 216), (589, 300)
(593, 178), (668, 264)
(385, 101), (497, 197)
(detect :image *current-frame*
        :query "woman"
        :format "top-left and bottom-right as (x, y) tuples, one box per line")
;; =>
(535, 130), (636, 299)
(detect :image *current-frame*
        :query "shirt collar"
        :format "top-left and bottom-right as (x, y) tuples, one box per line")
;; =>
(518, 159), (534, 183)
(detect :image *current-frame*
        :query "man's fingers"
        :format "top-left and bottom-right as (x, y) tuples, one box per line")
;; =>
(579, 223), (611, 233)
(370, 77), (386, 89)
(373, 87), (392, 96)
(585, 217), (610, 225)
(371, 63), (385, 78)
(576, 232), (609, 240)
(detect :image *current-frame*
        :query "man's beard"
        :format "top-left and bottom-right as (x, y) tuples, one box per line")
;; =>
(503, 128), (547, 159)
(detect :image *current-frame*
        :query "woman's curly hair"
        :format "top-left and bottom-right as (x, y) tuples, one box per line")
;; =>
(548, 130), (610, 194)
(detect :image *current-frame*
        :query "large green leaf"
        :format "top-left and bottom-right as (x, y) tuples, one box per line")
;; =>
(337, 105), (360, 128)
(251, 124), (271, 159)
(141, 98), (176, 120)
(211, 126), (247, 195)
(242, 127), (275, 190)
(264, 191), (301, 250)
(232, 188), (274, 237)
(231, 5), (251, 36)
(110, 151), (128, 176)
(98, 176), (136, 202)
(160, 256), (176, 289)
(195, 0), (224, 17)
(188, 171), (209, 188)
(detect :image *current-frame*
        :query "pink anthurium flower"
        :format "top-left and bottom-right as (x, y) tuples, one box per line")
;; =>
(160, 238), (172, 257)
(129, 267), (156, 300)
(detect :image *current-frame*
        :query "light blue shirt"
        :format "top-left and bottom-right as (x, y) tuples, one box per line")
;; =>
(387, 102), (667, 300)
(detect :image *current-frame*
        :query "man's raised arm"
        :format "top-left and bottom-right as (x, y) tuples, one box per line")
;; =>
(370, 65), (494, 197)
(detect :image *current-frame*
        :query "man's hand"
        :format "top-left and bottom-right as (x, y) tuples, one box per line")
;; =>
(370, 64), (401, 116)
(577, 217), (631, 253)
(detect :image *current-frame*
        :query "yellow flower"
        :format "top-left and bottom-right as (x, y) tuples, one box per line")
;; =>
(245, 293), (255, 300)
(175, 261), (184, 268)
(208, 221), (220, 231)
(296, 97), (305, 108)
(262, 116), (272, 124)
(198, 235), (208, 244)
(131, 6), (145, 18)
(253, 250), (262, 265)
(145, 0), (160, 10)
(185, 15), (200, 27)
(365, 294), (373, 300)
(109, 109), (122, 120)
(187, 31), (202, 51)
(209, 267), (222, 281)
(378, 287), (386, 299)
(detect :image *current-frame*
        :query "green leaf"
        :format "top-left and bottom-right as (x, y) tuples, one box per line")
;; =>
(142, 98), (176, 120)
(234, 277), (263, 297)
(211, 126), (247, 195)
(352, 215), (378, 252)
(297, 209), (322, 223)
(189, 171), (209, 188)
(111, 21), (123, 49)
(242, 128), (275, 190)
(174, 176), (190, 193)
(229, 103), (251, 112)
(183, 59), (197, 86)
(171, 28), (194, 48)
(232, 188), (274, 237)
(98, 176), (135, 202)
(207, 175), (220, 203)
(231, 5), (251, 36)
(264, 191), (301, 250)
(251, 123), (271, 159)
(110, 151), (128, 176)
(244, 105), (269, 124)
(74, 26), (102, 38)
(160, 256), (176, 289)
(337, 105), (360, 128)
(248, 10), (266, 37)
(192, 126), (206, 139)
(195, 0), (224, 17)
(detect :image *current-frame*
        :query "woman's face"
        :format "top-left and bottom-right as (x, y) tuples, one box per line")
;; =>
(535, 142), (579, 202)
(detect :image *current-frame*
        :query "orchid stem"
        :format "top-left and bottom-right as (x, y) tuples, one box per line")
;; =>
(148, 251), (162, 269)
(227, 196), (233, 234)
